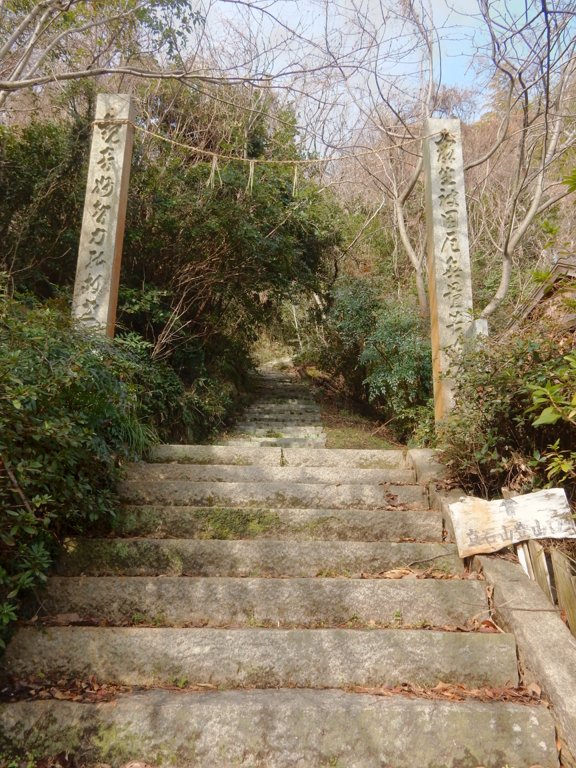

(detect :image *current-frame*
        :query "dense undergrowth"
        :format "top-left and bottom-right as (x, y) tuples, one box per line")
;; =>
(0, 294), (245, 648)
(297, 277), (433, 443)
(440, 309), (576, 501)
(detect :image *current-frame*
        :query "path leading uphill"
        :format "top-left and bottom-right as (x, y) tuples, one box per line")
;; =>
(223, 365), (327, 448)
(0, 367), (560, 766)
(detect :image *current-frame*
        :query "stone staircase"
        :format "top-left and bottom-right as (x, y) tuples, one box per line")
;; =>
(0, 369), (560, 766)
(222, 367), (327, 447)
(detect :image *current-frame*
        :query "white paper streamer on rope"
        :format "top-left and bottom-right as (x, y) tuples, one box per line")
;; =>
(292, 165), (298, 197)
(207, 155), (218, 188)
(246, 159), (255, 194)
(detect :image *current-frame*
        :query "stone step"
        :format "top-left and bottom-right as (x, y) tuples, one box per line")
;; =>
(222, 437), (327, 448)
(149, 444), (283, 465)
(241, 423), (324, 432)
(56, 539), (461, 577)
(252, 387), (314, 397)
(252, 383), (307, 391)
(251, 376), (308, 383)
(250, 397), (317, 406)
(235, 413), (322, 430)
(113, 505), (444, 540)
(284, 447), (409, 468)
(254, 388), (311, 392)
(117, 480), (427, 509)
(123, 463), (416, 486)
(243, 405), (321, 414)
(149, 445), (411, 469)
(0, 690), (557, 768)
(243, 403), (322, 419)
(233, 425), (325, 437)
(241, 409), (322, 425)
(3, 627), (518, 688)
(38, 576), (488, 627)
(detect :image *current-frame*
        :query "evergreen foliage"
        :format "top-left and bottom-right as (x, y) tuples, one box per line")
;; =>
(0, 296), (165, 645)
(304, 277), (432, 441)
(0, 121), (87, 295)
(439, 317), (575, 500)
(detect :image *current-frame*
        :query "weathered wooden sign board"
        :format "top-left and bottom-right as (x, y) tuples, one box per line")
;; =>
(449, 488), (576, 558)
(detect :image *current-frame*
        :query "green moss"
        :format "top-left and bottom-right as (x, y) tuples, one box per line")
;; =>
(325, 426), (396, 450)
(0, 712), (83, 759)
(110, 506), (283, 539)
(316, 568), (350, 578)
(356, 458), (406, 469)
(92, 724), (177, 766)
(94, 720), (203, 766)
(59, 539), (184, 576)
(112, 506), (160, 535)
(288, 515), (342, 538)
(175, 457), (253, 465)
(195, 508), (281, 539)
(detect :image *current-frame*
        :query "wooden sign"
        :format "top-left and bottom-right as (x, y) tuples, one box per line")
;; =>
(449, 488), (576, 558)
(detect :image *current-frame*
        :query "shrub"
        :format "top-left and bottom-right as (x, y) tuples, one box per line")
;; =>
(306, 278), (432, 441)
(0, 121), (87, 294)
(0, 296), (192, 647)
(439, 319), (572, 498)
(527, 351), (576, 493)
(360, 304), (432, 440)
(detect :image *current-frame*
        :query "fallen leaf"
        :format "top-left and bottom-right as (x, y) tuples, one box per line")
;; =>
(378, 568), (413, 579)
(431, 681), (452, 692)
(478, 618), (503, 633)
(50, 613), (82, 626)
(527, 682), (541, 699)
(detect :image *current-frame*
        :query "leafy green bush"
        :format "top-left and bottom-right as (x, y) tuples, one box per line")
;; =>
(306, 278), (432, 441)
(527, 351), (576, 489)
(0, 120), (87, 294)
(0, 296), (196, 647)
(439, 321), (572, 498)
(360, 304), (432, 440)
(316, 278), (380, 399)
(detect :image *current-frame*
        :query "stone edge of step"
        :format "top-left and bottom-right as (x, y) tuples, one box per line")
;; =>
(0, 690), (558, 768)
(3, 626), (520, 690)
(430, 476), (576, 766)
(476, 553), (576, 766)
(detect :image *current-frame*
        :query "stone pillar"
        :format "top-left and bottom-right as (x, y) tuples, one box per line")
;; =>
(423, 118), (476, 422)
(72, 94), (136, 337)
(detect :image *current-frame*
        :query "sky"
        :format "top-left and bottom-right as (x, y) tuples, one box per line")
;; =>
(204, 0), (532, 82)
(429, 0), (531, 86)
(195, 0), (546, 151)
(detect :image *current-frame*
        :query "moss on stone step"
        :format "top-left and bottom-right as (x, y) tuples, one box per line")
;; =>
(114, 506), (282, 539)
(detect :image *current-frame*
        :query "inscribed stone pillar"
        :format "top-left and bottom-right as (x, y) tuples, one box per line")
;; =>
(72, 94), (135, 337)
(423, 118), (475, 422)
